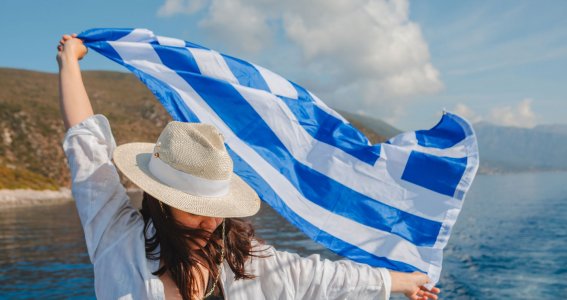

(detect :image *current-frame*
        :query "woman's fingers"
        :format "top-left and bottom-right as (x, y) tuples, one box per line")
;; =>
(421, 292), (438, 299)
(418, 285), (440, 299)
(422, 286), (440, 294)
(60, 34), (74, 45)
(59, 33), (81, 50)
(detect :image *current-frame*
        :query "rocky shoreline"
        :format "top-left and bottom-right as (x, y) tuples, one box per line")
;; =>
(0, 188), (143, 208)
(0, 188), (72, 207)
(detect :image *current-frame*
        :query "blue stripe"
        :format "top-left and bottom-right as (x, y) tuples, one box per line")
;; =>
(150, 53), (441, 246)
(78, 28), (134, 42)
(228, 146), (423, 272)
(283, 83), (380, 165)
(152, 45), (201, 76)
(222, 54), (271, 92)
(212, 52), (379, 165)
(416, 113), (467, 149)
(314, 227), (424, 272)
(402, 151), (467, 197)
(184, 41), (209, 50)
(82, 40), (200, 123)
(448, 112), (475, 138)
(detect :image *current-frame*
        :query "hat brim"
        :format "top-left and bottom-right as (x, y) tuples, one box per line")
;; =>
(113, 143), (260, 218)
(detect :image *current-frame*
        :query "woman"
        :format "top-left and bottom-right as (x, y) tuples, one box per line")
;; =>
(58, 34), (440, 300)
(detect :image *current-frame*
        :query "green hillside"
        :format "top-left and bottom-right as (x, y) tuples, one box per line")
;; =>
(0, 68), (171, 189)
(337, 110), (401, 141)
(0, 68), (392, 190)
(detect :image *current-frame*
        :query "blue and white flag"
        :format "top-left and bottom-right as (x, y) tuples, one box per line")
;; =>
(79, 28), (479, 284)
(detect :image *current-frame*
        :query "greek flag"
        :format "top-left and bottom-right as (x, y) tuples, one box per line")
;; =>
(79, 28), (479, 284)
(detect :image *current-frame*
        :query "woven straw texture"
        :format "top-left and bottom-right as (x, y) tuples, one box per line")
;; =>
(156, 122), (232, 180)
(113, 122), (260, 218)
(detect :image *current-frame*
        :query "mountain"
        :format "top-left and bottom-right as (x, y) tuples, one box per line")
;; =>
(337, 110), (402, 142)
(474, 122), (567, 173)
(0, 68), (172, 190)
(0, 68), (394, 190)
(533, 124), (567, 135)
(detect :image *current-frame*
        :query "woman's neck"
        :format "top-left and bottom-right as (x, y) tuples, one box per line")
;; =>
(159, 261), (211, 300)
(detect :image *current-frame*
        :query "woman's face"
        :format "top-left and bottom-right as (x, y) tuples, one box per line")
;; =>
(169, 207), (224, 248)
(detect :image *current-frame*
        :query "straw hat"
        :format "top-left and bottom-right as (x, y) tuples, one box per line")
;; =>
(113, 121), (260, 218)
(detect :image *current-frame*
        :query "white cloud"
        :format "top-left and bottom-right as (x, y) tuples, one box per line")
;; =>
(488, 99), (536, 128)
(452, 99), (537, 128)
(157, 0), (443, 120)
(453, 103), (483, 123)
(198, 0), (272, 53)
(157, 0), (207, 17)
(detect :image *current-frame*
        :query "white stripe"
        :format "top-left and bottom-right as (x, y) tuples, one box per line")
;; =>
(156, 35), (186, 47)
(116, 28), (155, 43)
(389, 131), (473, 157)
(109, 43), (439, 273)
(231, 84), (463, 222)
(253, 64), (298, 99)
(188, 48), (239, 85)
(149, 155), (230, 197)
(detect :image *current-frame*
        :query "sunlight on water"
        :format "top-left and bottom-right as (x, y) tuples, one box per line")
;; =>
(1, 172), (566, 299)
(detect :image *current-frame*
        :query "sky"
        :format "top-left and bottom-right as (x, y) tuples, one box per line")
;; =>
(1, 0), (566, 131)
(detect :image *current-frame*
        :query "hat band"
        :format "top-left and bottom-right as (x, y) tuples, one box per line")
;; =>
(148, 154), (230, 197)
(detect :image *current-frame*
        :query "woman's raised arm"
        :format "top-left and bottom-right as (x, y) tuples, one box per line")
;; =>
(57, 33), (145, 266)
(57, 33), (93, 130)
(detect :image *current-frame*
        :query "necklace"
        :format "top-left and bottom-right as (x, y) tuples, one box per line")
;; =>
(203, 219), (225, 299)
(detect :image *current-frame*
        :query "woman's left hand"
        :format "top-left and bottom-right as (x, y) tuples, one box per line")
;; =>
(389, 270), (441, 300)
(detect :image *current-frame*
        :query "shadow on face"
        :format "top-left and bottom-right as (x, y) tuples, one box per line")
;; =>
(169, 207), (224, 248)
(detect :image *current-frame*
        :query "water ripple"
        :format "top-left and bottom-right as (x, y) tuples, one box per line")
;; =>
(2, 172), (567, 299)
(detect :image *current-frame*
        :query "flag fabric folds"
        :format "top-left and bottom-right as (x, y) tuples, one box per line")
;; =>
(79, 28), (479, 284)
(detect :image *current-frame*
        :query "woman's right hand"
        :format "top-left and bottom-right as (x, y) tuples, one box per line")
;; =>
(56, 34), (88, 66)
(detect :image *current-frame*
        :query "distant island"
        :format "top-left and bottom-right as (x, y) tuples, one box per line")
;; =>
(1, 68), (565, 194)
(474, 121), (567, 174)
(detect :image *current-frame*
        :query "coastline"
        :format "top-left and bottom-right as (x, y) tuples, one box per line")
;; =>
(0, 187), (144, 208)
(0, 188), (72, 207)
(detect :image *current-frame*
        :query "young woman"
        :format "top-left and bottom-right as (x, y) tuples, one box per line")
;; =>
(58, 34), (440, 300)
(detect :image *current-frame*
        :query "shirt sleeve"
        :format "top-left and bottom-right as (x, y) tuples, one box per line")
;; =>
(62, 114), (143, 264)
(272, 248), (391, 300)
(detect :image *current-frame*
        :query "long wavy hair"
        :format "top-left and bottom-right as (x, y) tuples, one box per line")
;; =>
(140, 192), (264, 300)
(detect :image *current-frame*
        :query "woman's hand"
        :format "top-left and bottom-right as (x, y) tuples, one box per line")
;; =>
(390, 271), (441, 300)
(56, 34), (88, 66)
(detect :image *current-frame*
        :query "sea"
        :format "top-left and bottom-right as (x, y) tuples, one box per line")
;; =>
(1, 171), (566, 299)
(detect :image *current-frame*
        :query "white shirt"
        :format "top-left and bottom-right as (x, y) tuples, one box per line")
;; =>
(63, 114), (392, 300)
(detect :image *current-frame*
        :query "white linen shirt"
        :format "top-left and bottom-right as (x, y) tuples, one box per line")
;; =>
(62, 114), (392, 300)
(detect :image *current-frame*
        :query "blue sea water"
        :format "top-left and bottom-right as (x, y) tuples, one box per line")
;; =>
(437, 172), (567, 299)
(1, 172), (566, 299)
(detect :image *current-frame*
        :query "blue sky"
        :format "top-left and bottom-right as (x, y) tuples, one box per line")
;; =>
(1, 0), (565, 131)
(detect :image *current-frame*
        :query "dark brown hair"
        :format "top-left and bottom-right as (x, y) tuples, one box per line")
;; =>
(140, 192), (264, 300)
